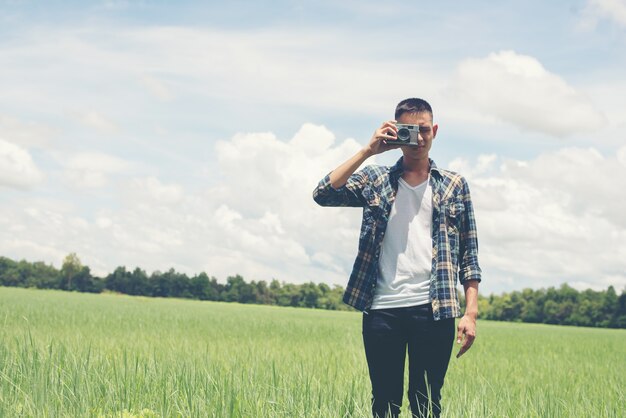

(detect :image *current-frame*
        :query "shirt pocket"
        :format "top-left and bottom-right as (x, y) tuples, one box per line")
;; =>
(443, 198), (465, 264)
(361, 185), (381, 208)
(443, 198), (465, 232)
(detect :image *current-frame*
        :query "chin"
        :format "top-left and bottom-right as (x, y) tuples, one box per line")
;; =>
(403, 147), (426, 157)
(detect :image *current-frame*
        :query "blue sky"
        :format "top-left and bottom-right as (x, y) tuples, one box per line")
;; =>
(1, 0), (625, 294)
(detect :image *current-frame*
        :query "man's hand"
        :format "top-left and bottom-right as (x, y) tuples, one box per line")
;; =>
(365, 120), (401, 156)
(456, 314), (476, 358)
(328, 120), (402, 189)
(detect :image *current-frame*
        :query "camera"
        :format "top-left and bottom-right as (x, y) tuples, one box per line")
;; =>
(392, 124), (422, 146)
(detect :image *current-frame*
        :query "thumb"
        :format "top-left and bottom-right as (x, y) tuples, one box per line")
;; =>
(456, 324), (464, 344)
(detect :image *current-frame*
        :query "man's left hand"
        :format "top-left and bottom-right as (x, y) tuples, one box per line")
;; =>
(456, 314), (476, 358)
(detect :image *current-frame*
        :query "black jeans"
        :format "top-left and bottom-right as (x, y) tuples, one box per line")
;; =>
(362, 304), (455, 418)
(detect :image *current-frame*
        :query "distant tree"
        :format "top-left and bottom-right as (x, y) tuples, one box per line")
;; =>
(603, 286), (618, 327)
(490, 294), (518, 322)
(568, 299), (593, 327)
(328, 285), (350, 310)
(127, 268), (149, 296)
(542, 300), (557, 324)
(61, 253), (82, 290)
(149, 269), (191, 298)
(316, 283), (332, 309)
(477, 295), (491, 319)
(269, 279), (282, 304)
(29, 261), (62, 289)
(254, 280), (272, 305)
(276, 283), (301, 307)
(559, 283), (579, 304)
(299, 282), (322, 308)
(0, 257), (22, 287)
(559, 300), (576, 326)
(106, 266), (130, 293)
(190, 272), (212, 300)
(222, 274), (255, 303)
(72, 266), (103, 293)
(520, 289), (541, 323)
(614, 290), (626, 328)
(188, 273), (222, 301)
(208, 276), (224, 301)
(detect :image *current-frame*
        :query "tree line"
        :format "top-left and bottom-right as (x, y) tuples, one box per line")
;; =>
(1, 254), (625, 328)
(476, 284), (625, 328)
(0, 254), (349, 310)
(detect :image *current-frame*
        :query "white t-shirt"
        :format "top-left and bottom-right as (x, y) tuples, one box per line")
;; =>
(370, 177), (433, 309)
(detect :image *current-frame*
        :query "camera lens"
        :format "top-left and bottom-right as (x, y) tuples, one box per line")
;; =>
(397, 128), (410, 142)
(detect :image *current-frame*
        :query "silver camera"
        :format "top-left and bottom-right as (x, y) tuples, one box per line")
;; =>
(393, 124), (423, 146)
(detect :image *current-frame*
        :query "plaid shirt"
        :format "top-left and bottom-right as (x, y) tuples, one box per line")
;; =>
(313, 157), (481, 320)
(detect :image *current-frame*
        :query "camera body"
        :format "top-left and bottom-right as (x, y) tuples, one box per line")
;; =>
(393, 124), (422, 146)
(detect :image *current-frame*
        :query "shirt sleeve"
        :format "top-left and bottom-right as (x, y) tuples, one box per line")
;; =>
(312, 168), (370, 208)
(458, 177), (482, 284)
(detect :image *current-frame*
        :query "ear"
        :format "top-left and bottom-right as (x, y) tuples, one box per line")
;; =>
(432, 124), (439, 138)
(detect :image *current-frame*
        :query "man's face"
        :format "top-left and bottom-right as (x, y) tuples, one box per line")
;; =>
(396, 111), (438, 161)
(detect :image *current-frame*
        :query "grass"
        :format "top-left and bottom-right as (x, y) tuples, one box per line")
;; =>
(1, 287), (624, 417)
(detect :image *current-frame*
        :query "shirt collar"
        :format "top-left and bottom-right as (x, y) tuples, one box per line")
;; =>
(390, 156), (441, 177)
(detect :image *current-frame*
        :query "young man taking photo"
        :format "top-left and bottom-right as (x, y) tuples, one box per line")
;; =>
(313, 98), (481, 418)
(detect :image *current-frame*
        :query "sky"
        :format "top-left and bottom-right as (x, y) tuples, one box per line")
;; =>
(1, 0), (625, 295)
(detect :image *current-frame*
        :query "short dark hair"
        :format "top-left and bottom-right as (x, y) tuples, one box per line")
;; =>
(395, 98), (433, 120)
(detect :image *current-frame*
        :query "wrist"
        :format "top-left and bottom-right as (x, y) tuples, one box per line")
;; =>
(464, 310), (478, 320)
(360, 147), (375, 159)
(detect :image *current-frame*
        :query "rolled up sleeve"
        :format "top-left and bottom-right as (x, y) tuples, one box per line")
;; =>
(458, 177), (482, 284)
(312, 169), (369, 208)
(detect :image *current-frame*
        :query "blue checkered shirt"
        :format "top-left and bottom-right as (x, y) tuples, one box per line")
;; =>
(313, 157), (481, 320)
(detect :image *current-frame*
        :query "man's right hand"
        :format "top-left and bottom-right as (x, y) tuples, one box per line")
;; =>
(365, 120), (401, 156)
(328, 120), (401, 189)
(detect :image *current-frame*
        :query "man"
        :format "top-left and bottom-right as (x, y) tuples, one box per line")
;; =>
(312, 98), (481, 418)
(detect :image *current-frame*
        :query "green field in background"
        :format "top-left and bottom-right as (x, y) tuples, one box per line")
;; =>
(1, 287), (624, 417)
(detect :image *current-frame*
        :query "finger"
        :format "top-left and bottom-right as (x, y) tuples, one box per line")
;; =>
(456, 345), (468, 358)
(457, 335), (475, 358)
(381, 121), (398, 132)
(378, 132), (397, 141)
(456, 326), (464, 344)
(382, 143), (402, 151)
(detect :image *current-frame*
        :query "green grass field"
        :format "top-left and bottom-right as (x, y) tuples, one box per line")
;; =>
(1, 287), (624, 417)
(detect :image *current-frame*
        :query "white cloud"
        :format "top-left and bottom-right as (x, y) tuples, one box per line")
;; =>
(126, 176), (183, 204)
(449, 153), (498, 178)
(138, 75), (173, 101)
(465, 147), (626, 292)
(63, 152), (132, 189)
(117, 26), (442, 113)
(0, 5), (623, 297)
(0, 138), (44, 189)
(72, 111), (118, 133)
(0, 114), (56, 149)
(0, 124), (367, 284)
(582, 0), (626, 28)
(0, 26), (444, 121)
(618, 146), (626, 166)
(208, 123), (369, 281)
(1, 124), (625, 294)
(449, 51), (605, 137)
